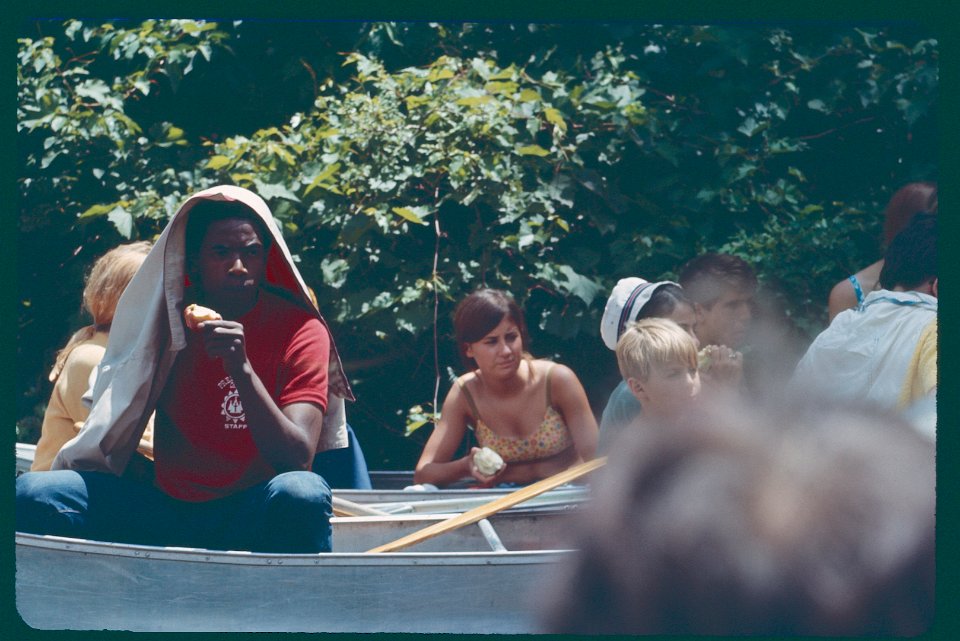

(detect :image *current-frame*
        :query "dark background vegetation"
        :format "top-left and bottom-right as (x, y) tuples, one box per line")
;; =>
(17, 19), (937, 469)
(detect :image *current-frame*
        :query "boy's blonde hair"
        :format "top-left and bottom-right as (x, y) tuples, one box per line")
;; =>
(616, 317), (698, 381)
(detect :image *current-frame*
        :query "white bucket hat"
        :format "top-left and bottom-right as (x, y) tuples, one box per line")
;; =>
(600, 277), (680, 350)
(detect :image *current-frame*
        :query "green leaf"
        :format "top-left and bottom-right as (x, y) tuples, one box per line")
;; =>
(320, 257), (349, 288)
(485, 81), (518, 94)
(78, 203), (118, 219)
(107, 207), (133, 238)
(112, 112), (143, 135)
(456, 95), (493, 107)
(519, 89), (541, 102)
(253, 179), (301, 203)
(517, 144), (550, 157)
(405, 419), (428, 436)
(405, 95), (430, 109)
(206, 155), (232, 170)
(544, 107), (567, 132)
(74, 79), (111, 104)
(737, 117), (766, 137)
(557, 265), (602, 304)
(392, 207), (427, 224)
(427, 67), (454, 82)
(733, 163), (757, 181)
(304, 162), (341, 195)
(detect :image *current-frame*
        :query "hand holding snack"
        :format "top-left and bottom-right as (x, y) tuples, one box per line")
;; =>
(183, 303), (222, 331)
(698, 344), (743, 389)
(185, 304), (248, 370)
(469, 446), (506, 486)
(697, 347), (714, 372)
(473, 446), (505, 476)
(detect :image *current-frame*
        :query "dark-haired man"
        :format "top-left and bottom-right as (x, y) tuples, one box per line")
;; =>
(678, 252), (758, 351)
(17, 185), (354, 552)
(792, 213), (937, 428)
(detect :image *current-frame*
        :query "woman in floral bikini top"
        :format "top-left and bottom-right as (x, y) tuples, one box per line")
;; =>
(414, 289), (598, 487)
(457, 363), (573, 463)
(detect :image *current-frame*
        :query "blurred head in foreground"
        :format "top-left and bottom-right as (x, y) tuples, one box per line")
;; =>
(540, 396), (935, 636)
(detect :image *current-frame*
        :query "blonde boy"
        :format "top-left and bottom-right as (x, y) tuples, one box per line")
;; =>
(616, 318), (701, 425)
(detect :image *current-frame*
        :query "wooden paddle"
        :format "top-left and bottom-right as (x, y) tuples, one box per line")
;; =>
(332, 496), (391, 517)
(365, 456), (607, 553)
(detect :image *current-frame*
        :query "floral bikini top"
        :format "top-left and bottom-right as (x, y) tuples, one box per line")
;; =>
(456, 363), (574, 463)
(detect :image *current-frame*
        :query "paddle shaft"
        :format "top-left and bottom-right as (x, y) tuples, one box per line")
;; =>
(332, 496), (391, 517)
(365, 456), (606, 553)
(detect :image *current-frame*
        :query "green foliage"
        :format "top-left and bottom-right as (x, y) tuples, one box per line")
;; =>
(18, 20), (230, 232)
(17, 20), (937, 467)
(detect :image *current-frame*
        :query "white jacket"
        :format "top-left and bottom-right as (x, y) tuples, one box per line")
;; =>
(53, 185), (354, 474)
(792, 289), (937, 411)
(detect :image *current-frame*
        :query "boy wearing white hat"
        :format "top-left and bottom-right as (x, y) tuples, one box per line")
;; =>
(598, 277), (742, 450)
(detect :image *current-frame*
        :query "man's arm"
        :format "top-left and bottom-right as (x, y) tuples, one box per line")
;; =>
(200, 320), (323, 471)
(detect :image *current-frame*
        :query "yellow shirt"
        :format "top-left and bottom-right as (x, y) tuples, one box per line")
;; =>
(898, 318), (937, 409)
(33, 333), (109, 471)
(32, 332), (155, 471)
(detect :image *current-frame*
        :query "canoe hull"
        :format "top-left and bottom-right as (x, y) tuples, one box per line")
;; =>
(16, 512), (571, 633)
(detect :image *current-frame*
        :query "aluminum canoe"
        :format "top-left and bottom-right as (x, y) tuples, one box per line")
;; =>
(16, 509), (573, 633)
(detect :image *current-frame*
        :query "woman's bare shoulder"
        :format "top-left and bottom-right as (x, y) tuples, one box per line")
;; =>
(529, 358), (561, 378)
(828, 278), (857, 313)
(535, 360), (584, 390)
(454, 370), (481, 394)
(829, 259), (884, 319)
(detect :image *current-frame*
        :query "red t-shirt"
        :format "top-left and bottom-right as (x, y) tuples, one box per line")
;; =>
(155, 289), (330, 501)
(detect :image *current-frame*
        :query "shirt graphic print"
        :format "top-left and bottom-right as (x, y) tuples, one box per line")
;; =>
(218, 376), (247, 430)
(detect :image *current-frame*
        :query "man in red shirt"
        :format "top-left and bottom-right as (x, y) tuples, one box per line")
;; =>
(18, 186), (352, 552)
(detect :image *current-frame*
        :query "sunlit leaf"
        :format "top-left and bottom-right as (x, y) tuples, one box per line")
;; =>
(517, 144), (550, 156)
(427, 67), (454, 82)
(484, 81), (518, 94)
(78, 203), (118, 219)
(544, 107), (567, 132)
(107, 207), (133, 238)
(206, 155), (232, 170)
(304, 162), (341, 195)
(456, 95), (493, 107)
(392, 207), (427, 224)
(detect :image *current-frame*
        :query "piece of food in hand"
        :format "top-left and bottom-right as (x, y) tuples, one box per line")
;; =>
(474, 446), (505, 476)
(697, 348), (712, 372)
(184, 303), (222, 330)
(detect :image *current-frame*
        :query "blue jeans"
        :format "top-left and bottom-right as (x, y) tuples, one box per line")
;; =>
(312, 423), (373, 489)
(16, 469), (332, 553)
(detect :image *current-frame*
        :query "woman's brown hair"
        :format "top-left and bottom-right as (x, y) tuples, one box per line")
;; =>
(453, 288), (530, 370)
(883, 182), (937, 246)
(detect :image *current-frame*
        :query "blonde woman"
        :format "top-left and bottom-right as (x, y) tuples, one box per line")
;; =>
(32, 242), (152, 471)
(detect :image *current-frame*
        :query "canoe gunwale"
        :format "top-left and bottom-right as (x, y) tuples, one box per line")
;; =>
(15, 532), (573, 567)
